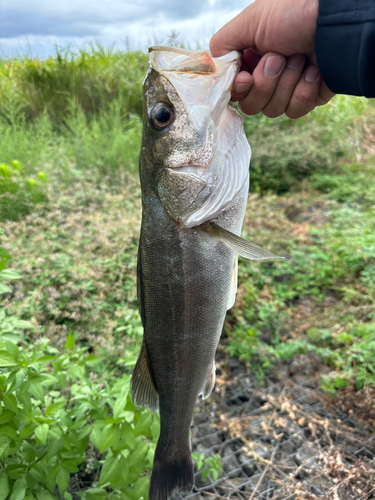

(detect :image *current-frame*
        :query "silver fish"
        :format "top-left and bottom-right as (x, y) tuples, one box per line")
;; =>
(131, 46), (278, 500)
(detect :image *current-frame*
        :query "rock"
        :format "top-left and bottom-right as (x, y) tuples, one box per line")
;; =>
(307, 474), (331, 496)
(290, 432), (305, 448)
(195, 423), (222, 447)
(249, 416), (270, 437)
(280, 440), (295, 456)
(295, 445), (318, 469)
(293, 374), (317, 389)
(277, 458), (297, 475)
(193, 412), (209, 426)
(238, 452), (256, 477)
(243, 472), (271, 493)
(222, 455), (241, 477)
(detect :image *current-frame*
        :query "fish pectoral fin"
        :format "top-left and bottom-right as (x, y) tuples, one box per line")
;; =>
(206, 223), (283, 261)
(200, 360), (216, 399)
(131, 340), (159, 412)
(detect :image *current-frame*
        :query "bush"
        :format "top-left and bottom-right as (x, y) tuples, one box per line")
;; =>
(0, 246), (158, 500)
(243, 95), (369, 194)
(0, 160), (48, 221)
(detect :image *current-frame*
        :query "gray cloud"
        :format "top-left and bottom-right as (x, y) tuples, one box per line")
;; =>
(0, 0), (246, 38)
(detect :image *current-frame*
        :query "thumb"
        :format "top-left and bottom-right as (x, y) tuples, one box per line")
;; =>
(210, 4), (258, 57)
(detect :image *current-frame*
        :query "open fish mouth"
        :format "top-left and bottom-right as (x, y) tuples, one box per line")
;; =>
(173, 164), (210, 179)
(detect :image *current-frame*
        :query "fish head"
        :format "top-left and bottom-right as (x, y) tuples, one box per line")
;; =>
(140, 46), (250, 228)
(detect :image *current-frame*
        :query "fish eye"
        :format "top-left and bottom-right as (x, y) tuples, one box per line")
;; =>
(150, 102), (174, 131)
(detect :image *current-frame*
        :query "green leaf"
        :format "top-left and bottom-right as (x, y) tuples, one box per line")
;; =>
(113, 394), (127, 420)
(77, 425), (92, 440)
(3, 394), (18, 413)
(0, 269), (22, 281)
(132, 476), (149, 500)
(0, 350), (17, 367)
(82, 488), (108, 500)
(0, 471), (9, 500)
(56, 467), (70, 494)
(45, 402), (64, 416)
(0, 283), (11, 294)
(99, 454), (123, 485)
(134, 412), (153, 437)
(29, 382), (45, 403)
(36, 491), (57, 500)
(0, 434), (10, 458)
(19, 423), (34, 439)
(65, 332), (75, 350)
(35, 423), (49, 445)
(99, 424), (121, 452)
(90, 427), (101, 450)
(22, 441), (36, 463)
(9, 476), (27, 500)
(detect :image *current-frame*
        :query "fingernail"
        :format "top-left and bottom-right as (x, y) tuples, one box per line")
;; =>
(234, 83), (250, 94)
(305, 65), (320, 82)
(287, 54), (304, 69)
(264, 55), (285, 77)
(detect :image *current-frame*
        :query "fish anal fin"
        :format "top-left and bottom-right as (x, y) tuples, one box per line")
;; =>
(200, 361), (216, 399)
(227, 257), (238, 310)
(206, 223), (282, 261)
(131, 340), (159, 412)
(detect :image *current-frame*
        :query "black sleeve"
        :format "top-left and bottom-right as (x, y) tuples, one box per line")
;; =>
(315, 0), (375, 97)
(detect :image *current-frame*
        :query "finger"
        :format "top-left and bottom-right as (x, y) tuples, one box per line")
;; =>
(316, 81), (335, 106)
(231, 71), (254, 102)
(210, 4), (256, 57)
(286, 65), (321, 119)
(262, 53), (305, 118)
(237, 53), (286, 116)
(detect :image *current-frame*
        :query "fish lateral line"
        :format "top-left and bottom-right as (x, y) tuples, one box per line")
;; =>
(203, 222), (283, 261)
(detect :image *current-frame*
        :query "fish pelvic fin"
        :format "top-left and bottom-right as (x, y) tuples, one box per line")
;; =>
(131, 340), (159, 412)
(227, 256), (238, 310)
(200, 360), (216, 399)
(206, 223), (283, 261)
(149, 442), (194, 500)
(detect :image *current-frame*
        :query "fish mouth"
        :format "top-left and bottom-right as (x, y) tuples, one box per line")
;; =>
(173, 164), (209, 179)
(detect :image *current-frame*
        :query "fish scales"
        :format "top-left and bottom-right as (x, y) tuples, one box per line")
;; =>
(131, 46), (279, 500)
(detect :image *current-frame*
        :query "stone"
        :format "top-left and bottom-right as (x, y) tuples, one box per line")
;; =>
(248, 416), (270, 437)
(279, 440), (295, 456)
(193, 412), (209, 426)
(195, 423), (222, 447)
(295, 445), (318, 469)
(222, 455), (242, 478)
(243, 472), (271, 493)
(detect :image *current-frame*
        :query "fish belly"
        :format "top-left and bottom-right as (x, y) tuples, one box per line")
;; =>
(139, 196), (234, 499)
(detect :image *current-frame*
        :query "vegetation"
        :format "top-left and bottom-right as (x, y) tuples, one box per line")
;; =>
(0, 46), (374, 497)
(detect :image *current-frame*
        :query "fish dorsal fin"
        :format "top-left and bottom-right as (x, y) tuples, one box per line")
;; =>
(206, 223), (282, 261)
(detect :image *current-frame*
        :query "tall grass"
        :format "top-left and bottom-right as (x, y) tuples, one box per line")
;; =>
(0, 45), (148, 125)
(0, 45), (372, 200)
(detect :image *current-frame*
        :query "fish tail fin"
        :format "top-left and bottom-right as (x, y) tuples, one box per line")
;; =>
(149, 441), (194, 500)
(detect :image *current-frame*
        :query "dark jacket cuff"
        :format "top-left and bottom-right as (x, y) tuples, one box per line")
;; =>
(315, 0), (375, 97)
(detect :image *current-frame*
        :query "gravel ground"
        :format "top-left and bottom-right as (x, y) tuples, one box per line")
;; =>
(171, 353), (375, 500)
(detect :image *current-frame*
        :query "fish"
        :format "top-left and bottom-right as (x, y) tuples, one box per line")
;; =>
(131, 46), (280, 500)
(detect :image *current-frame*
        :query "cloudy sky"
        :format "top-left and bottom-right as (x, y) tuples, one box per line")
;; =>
(0, 0), (251, 58)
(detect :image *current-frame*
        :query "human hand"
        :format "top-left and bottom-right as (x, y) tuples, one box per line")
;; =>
(210, 0), (335, 118)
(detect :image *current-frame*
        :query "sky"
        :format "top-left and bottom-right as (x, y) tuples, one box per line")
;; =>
(0, 0), (251, 58)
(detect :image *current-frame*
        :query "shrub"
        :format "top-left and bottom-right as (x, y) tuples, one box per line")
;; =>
(0, 160), (48, 221)
(0, 245), (158, 500)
